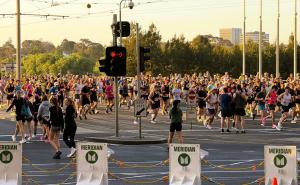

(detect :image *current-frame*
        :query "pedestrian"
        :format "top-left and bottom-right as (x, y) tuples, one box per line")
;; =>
(168, 100), (183, 145)
(149, 84), (161, 123)
(233, 85), (247, 133)
(37, 95), (51, 142)
(219, 87), (232, 133)
(6, 91), (26, 144)
(63, 97), (77, 158)
(276, 87), (292, 131)
(32, 95), (42, 138)
(49, 97), (64, 159)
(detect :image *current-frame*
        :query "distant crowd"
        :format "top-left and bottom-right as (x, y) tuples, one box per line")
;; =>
(1, 72), (300, 157)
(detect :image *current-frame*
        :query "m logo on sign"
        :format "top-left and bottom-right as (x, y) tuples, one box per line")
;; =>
(85, 151), (98, 164)
(0, 151), (13, 164)
(273, 154), (287, 168)
(178, 153), (191, 167)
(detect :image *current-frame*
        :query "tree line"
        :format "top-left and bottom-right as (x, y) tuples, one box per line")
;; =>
(0, 23), (299, 78)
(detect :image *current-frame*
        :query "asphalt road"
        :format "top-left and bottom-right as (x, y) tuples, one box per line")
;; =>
(0, 105), (300, 185)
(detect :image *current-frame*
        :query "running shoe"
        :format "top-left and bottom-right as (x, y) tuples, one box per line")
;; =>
(11, 135), (16, 142)
(226, 129), (231, 133)
(207, 125), (212, 130)
(272, 124), (276, 129)
(19, 139), (26, 144)
(275, 124), (282, 131)
(67, 148), (76, 158)
(150, 120), (156, 124)
(221, 129), (224, 133)
(241, 130), (246, 134)
(291, 120), (296, 124)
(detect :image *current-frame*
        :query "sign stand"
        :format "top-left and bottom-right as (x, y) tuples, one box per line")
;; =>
(0, 142), (22, 185)
(77, 142), (108, 185)
(264, 146), (298, 185)
(169, 143), (201, 185)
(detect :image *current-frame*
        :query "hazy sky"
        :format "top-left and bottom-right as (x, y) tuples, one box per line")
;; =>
(0, 0), (299, 46)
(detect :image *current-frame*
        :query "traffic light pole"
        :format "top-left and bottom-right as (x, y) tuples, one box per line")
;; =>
(112, 14), (120, 137)
(136, 23), (142, 139)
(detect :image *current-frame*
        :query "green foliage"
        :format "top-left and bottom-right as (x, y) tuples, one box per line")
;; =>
(0, 25), (299, 78)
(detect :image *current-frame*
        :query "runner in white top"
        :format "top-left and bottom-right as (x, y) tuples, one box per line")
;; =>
(276, 86), (292, 131)
(204, 87), (218, 129)
(74, 79), (83, 114)
(172, 83), (182, 102)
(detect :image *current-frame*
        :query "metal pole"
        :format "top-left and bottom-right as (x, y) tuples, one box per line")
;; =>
(243, 0), (246, 75)
(136, 23), (142, 139)
(16, 0), (21, 81)
(276, 0), (280, 78)
(119, 0), (124, 46)
(112, 14), (119, 137)
(294, 0), (298, 79)
(259, 0), (263, 79)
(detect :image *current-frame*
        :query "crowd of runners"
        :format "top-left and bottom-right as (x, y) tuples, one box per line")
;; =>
(1, 72), (300, 157)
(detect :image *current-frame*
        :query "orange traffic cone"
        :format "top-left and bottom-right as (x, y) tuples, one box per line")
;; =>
(272, 177), (278, 185)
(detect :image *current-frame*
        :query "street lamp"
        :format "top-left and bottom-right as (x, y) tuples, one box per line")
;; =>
(119, 0), (134, 46)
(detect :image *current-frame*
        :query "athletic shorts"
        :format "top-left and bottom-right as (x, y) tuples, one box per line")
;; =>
(7, 94), (14, 100)
(16, 115), (25, 122)
(234, 108), (246, 116)
(198, 100), (206, 108)
(207, 109), (215, 115)
(281, 106), (290, 113)
(170, 122), (182, 132)
(221, 108), (231, 117)
(81, 97), (90, 106)
(268, 104), (276, 111)
(289, 103), (296, 108)
(151, 102), (160, 110)
(258, 104), (265, 111)
(162, 96), (169, 102)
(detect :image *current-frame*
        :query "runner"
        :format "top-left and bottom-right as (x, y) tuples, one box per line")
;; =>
(6, 91), (26, 144)
(204, 87), (218, 129)
(264, 85), (278, 128)
(276, 86), (293, 131)
(168, 100), (183, 146)
(49, 97), (64, 159)
(233, 85), (247, 134)
(63, 97), (77, 158)
(149, 84), (161, 124)
(37, 95), (51, 142)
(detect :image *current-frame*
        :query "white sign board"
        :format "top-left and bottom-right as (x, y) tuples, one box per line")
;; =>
(264, 146), (298, 185)
(185, 108), (197, 125)
(0, 142), (22, 185)
(134, 99), (147, 117)
(77, 142), (108, 185)
(169, 144), (201, 185)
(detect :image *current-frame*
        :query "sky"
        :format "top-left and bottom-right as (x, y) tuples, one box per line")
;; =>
(0, 0), (299, 46)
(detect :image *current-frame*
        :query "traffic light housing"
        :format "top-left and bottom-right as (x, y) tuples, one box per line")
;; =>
(114, 21), (130, 37)
(99, 47), (127, 76)
(139, 47), (150, 72)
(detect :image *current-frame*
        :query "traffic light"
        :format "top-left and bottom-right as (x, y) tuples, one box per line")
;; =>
(114, 22), (130, 37)
(99, 47), (127, 76)
(139, 47), (150, 72)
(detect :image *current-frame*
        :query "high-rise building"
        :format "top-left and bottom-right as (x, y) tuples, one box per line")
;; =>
(219, 28), (242, 45)
(240, 31), (269, 44)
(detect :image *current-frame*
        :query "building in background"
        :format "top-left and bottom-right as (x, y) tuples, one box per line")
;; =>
(219, 28), (242, 45)
(203, 35), (233, 46)
(240, 31), (270, 44)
